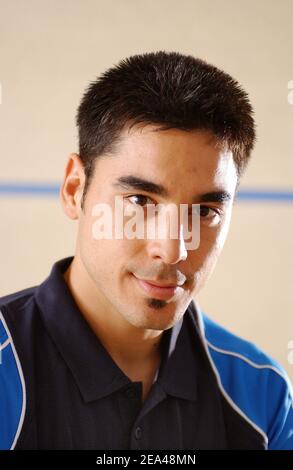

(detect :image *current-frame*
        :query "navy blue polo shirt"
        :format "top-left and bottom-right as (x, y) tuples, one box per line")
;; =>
(0, 257), (292, 449)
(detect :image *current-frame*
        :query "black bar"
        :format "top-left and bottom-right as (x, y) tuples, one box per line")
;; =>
(0, 450), (293, 466)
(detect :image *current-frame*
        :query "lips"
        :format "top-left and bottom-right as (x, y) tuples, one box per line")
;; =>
(142, 279), (178, 288)
(132, 274), (183, 300)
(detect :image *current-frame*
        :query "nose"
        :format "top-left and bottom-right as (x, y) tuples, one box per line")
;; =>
(147, 219), (188, 265)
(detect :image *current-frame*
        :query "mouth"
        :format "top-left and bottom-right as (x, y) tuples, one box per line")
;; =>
(132, 274), (183, 300)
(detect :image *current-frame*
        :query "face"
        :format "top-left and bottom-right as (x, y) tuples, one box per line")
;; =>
(69, 125), (238, 332)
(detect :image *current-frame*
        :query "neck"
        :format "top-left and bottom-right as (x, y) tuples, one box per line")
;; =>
(63, 255), (163, 369)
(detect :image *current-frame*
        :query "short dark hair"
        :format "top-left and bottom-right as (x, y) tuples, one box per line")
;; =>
(76, 50), (256, 206)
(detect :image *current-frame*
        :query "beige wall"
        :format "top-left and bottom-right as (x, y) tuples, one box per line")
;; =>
(0, 0), (292, 381)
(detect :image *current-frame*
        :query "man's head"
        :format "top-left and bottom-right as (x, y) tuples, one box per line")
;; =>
(61, 51), (255, 332)
(77, 51), (255, 207)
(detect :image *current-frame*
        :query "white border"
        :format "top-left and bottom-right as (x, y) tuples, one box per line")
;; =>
(0, 338), (10, 351)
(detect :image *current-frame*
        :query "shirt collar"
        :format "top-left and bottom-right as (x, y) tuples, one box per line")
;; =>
(35, 257), (200, 403)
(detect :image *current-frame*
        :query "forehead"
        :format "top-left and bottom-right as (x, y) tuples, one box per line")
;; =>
(93, 124), (237, 193)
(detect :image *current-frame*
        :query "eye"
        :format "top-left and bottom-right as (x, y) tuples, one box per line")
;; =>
(191, 205), (222, 227)
(126, 194), (154, 207)
(199, 206), (219, 218)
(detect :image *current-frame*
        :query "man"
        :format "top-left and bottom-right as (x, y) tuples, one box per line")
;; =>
(0, 51), (292, 450)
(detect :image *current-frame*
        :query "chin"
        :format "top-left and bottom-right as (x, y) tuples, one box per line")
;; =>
(129, 308), (180, 331)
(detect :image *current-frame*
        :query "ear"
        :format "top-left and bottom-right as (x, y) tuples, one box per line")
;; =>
(60, 153), (86, 220)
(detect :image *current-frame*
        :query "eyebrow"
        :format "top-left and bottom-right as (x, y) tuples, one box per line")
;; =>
(113, 175), (232, 204)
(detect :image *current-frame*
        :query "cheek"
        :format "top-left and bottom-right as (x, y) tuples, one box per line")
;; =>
(189, 226), (226, 275)
(189, 242), (222, 295)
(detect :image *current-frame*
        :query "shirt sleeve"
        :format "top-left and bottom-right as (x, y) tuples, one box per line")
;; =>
(267, 368), (293, 450)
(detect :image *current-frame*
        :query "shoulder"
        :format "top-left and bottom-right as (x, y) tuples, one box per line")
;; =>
(0, 287), (37, 450)
(202, 312), (287, 373)
(0, 286), (37, 315)
(200, 312), (293, 449)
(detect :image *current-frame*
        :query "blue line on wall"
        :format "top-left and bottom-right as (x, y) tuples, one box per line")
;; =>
(236, 190), (293, 202)
(0, 183), (60, 196)
(0, 182), (293, 202)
